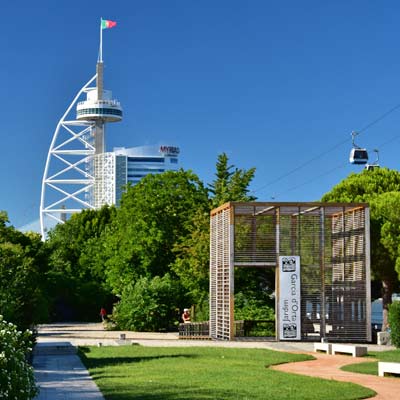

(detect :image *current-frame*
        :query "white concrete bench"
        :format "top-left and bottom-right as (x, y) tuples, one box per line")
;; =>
(331, 344), (367, 357)
(314, 342), (332, 354)
(378, 362), (400, 377)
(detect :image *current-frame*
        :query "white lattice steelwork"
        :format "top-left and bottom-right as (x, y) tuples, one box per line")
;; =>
(40, 75), (97, 237)
(210, 202), (371, 342)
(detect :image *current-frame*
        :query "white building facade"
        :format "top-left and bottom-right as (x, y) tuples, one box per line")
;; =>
(113, 145), (180, 203)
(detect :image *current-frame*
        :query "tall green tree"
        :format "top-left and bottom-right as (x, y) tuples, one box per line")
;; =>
(102, 170), (210, 296)
(322, 168), (400, 329)
(209, 153), (256, 208)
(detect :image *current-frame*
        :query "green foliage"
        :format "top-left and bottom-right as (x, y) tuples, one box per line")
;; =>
(103, 170), (210, 295)
(46, 205), (115, 280)
(0, 212), (49, 329)
(389, 301), (400, 348)
(112, 274), (185, 331)
(321, 168), (400, 203)
(209, 153), (256, 208)
(44, 271), (113, 321)
(172, 209), (210, 303)
(234, 292), (275, 320)
(0, 316), (38, 399)
(45, 206), (116, 321)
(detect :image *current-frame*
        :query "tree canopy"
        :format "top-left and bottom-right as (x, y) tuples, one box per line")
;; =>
(0, 212), (48, 329)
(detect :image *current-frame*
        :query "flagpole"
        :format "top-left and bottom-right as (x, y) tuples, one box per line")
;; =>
(99, 18), (103, 63)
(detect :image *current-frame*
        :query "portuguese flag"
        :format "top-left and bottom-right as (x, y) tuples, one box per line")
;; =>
(101, 19), (117, 29)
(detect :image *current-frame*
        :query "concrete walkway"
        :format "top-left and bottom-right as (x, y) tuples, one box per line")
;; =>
(33, 323), (398, 399)
(33, 342), (104, 399)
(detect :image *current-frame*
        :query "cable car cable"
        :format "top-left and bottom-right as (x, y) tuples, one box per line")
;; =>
(252, 101), (400, 195)
(264, 131), (400, 199)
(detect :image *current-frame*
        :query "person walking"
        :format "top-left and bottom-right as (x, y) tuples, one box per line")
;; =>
(100, 307), (107, 322)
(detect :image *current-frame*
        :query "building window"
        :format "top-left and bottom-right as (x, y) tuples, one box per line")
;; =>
(127, 157), (164, 163)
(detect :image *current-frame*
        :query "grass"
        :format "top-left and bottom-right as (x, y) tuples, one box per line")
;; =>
(79, 345), (375, 400)
(341, 349), (400, 376)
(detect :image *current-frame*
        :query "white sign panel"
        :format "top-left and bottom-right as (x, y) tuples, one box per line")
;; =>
(279, 256), (301, 340)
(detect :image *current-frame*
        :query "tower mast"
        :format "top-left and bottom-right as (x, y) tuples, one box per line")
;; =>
(40, 20), (122, 238)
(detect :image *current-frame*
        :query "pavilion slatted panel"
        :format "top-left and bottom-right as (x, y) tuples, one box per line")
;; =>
(210, 202), (371, 342)
(209, 204), (233, 340)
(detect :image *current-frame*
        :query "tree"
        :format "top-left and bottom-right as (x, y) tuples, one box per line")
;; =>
(44, 206), (116, 321)
(102, 170), (210, 295)
(209, 153), (256, 208)
(0, 212), (49, 329)
(322, 168), (400, 329)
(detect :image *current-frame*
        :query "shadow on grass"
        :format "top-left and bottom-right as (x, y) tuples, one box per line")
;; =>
(78, 347), (197, 369)
(89, 382), (250, 400)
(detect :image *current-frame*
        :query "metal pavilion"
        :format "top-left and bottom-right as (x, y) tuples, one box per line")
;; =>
(209, 202), (371, 342)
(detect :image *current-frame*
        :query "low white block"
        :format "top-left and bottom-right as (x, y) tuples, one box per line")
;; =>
(314, 342), (332, 354)
(378, 362), (400, 377)
(331, 344), (367, 357)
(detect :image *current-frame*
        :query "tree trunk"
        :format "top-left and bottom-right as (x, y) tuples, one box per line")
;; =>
(382, 279), (393, 331)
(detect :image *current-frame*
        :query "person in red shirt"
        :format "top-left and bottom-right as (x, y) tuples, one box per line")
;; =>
(100, 307), (107, 322)
(182, 308), (191, 323)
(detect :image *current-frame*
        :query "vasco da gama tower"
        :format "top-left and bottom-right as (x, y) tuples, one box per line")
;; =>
(40, 19), (122, 238)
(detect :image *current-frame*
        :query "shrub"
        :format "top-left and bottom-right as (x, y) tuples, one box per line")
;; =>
(388, 301), (400, 348)
(234, 291), (275, 321)
(112, 274), (186, 331)
(0, 315), (38, 399)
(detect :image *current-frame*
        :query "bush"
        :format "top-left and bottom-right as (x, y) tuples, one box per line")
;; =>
(112, 274), (186, 331)
(0, 315), (38, 399)
(234, 291), (275, 321)
(388, 301), (400, 348)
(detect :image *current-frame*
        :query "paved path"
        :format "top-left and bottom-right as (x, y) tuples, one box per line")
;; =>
(272, 352), (400, 400)
(33, 342), (104, 399)
(33, 323), (398, 399)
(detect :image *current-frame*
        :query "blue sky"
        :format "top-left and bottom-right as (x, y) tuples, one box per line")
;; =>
(2, 1), (400, 229)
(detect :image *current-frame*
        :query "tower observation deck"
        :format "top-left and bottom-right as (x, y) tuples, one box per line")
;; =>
(40, 19), (122, 238)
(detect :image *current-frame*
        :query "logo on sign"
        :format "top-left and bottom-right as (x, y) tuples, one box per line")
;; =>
(159, 146), (180, 155)
(283, 323), (298, 338)
(282, 256), (297, 272)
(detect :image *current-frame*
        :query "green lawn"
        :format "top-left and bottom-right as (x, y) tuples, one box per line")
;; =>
(341, 349), (400, 376)
(79, 345), (375, 400)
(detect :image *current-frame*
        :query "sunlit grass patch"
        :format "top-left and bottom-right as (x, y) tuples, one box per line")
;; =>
(80, 345), (375, 400)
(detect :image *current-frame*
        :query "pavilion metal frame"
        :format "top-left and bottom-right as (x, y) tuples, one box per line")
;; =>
(210, 202), (371, 342)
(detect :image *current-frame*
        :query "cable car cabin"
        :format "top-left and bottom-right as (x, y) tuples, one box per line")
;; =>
(350, 148), (368, 164)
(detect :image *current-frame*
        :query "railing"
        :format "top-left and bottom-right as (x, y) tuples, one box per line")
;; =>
(179, 320), (276, 339)
(179, 322), (210, 339)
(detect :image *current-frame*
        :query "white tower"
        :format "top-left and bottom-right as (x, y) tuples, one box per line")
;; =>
(40, 20), (121, 238)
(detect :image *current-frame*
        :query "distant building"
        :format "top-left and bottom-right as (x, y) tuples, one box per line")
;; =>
(113, 145), (180, 203)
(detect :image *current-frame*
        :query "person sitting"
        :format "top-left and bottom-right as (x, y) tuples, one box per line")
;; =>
(182, 308), (191, 323)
